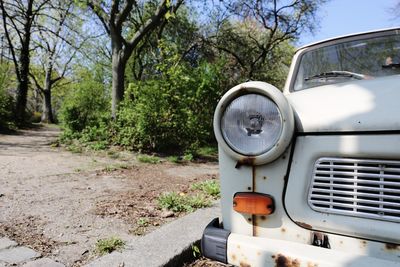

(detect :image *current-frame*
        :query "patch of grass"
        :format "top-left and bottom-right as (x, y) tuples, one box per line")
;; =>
(167, 156), (180, 163)
(102, 163), (130, 172)
(117, 163), (129, 169)
(89, 141), (108, 151)
(66, 144), (83, 153)
(137, 154), (161, 164)
(191, 180), (220, 198)
(107, 150), (120, 159)
(182, 153), (194, 162)
(103, 165), (117, 172)
(197, 146), (217, 157)
(95, 237), (125, 255)
(130, 218), (150, 236)
(157, 192), (212, 213)
(196, 146), (218, 161)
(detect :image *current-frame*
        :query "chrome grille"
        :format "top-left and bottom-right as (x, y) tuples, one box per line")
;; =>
(308, 157), (400, 223)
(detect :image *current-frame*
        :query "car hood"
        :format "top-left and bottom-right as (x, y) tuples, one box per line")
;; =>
(286, 75), (400, 133)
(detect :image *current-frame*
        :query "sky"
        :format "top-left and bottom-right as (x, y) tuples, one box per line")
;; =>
(298, 0), (399, 47)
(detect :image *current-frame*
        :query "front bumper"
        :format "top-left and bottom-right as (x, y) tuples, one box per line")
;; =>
(201, 218), (400, 267)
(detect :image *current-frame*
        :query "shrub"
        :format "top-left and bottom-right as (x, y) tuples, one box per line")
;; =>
(113, 42), (224, 153)
(0, 88), (15, 130)
(59, 68), (110, 133)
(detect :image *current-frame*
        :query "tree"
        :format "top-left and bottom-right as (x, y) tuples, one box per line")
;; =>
(0, 0), (51, 122)
(206, 0), (325, 82)
(30, 1), (89, 123)
(86, 0), (184, 117)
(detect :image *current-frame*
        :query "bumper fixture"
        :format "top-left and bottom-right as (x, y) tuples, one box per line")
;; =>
(201, 218), (231, 263)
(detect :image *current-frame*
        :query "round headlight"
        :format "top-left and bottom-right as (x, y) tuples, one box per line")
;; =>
(214, 81), (294, 165)
(221, 94), (282, 156)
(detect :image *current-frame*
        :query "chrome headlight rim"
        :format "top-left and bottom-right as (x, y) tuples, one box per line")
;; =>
(214, 81), (294, 165)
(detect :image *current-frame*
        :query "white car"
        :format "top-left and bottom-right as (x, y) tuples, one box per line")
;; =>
(201, 28), (400, 266)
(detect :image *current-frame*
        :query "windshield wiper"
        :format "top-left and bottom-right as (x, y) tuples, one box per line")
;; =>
(305, 71), (366, 81)
(382, 63), (400, 69)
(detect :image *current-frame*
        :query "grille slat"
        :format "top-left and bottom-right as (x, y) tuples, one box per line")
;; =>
(310, 195), (400, 208)
(315, 170), (400, 180)
(313, 177), (400, 186)
(308, 157), (400, 223)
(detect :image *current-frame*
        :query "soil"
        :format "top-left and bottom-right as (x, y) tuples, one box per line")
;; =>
(0, 125), (219, 266)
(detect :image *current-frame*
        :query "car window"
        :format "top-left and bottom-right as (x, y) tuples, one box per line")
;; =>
(293, 34), (400, 91)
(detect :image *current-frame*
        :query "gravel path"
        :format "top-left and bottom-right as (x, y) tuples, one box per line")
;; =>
(0, 125), (218, 266)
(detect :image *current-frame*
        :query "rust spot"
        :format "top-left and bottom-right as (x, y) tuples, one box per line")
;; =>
(252, 166), (256, 192)
(253, 214), (258, 237)
(281, 228), (286, 233)
(360, 240), (367, 248)
(237, 245), (241, 249)
(296, 221), (312, 229)
(385, 243), (399, 250)
(260, 215), (267, 221)
(240, 262), (251, 267)
(257, 251), (261, 256)
(274, 254), (300, 267)
(236, 157), (256, 167)
(232, 254), (237, 261)
(307, 263), (318, 267)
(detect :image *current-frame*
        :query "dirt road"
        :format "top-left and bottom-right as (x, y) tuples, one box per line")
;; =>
(0, 125), (218, 266)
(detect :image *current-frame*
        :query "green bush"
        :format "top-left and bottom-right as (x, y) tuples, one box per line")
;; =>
(0, 87), (15, 130)
(59, 68), (110, 143)
(113, 41), (224, 153)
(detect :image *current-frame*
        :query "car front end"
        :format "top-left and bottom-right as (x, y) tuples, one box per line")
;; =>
(201, 28), (400, 267)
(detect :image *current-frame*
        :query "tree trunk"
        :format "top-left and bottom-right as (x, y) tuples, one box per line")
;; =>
(15, 37), (30, 122)
(111, 48), (126, 118)
(15, 0), (33, 123)
(41, 90), (54, 123)
(41, 69), (54, 123)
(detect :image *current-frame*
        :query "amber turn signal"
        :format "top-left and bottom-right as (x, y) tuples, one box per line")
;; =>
(233, 192), (275, 215)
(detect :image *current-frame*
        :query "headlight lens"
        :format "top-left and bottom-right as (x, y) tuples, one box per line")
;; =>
(221, 94), (282, 156)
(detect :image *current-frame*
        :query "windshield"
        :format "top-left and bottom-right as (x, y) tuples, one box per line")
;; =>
(293, 32), (400, 91)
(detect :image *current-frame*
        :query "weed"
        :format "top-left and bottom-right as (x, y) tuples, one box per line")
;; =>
(192, 244), (201, 258)
(191, 180), (220, 198)
(130, 218), (150, 236)
(157, 192), (211, 212)
(117, 163), (129, 169)
(95, 237), (125, 255)
(137, 154), (161, 164)
(137, 217), (149, 227)
(66, 144), (83, 153)
(182, 153), (194, 162)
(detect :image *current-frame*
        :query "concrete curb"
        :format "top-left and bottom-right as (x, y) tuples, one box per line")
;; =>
(85, 205), (220, 267)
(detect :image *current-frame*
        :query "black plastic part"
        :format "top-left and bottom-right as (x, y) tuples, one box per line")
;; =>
(201, 218), (231, 264)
